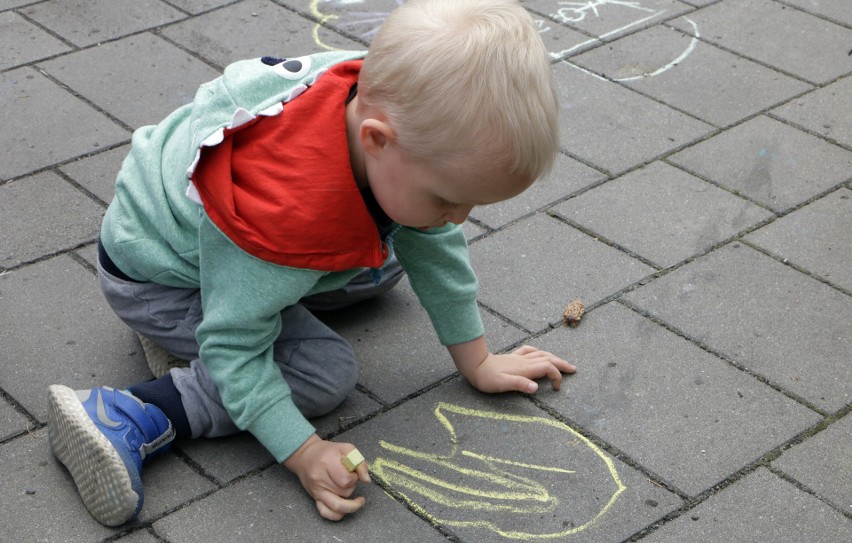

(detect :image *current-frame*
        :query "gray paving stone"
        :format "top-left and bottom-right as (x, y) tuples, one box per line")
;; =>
(669, 0), (852, 84)
(0, 171), (103, 269)
(165, 0), (234, 15)
(161, 0), (363, 70)
(554, 162), (773, 268)
(153, 463), (449, 543)
(643, 467), (852, 542)
(312, 389), (384, 437)
(572, 24), (812, 127)
(0, 255), (152, 422)
(0, 0), (34, 9)
(135, 452), (218, 523)
(341, 378), (682, 543)
(463, 219), (487, 241)
(0, 430), (119, 542)
(471, 213), (654, 332)
(746, 188), (852, 292)
(59, 144), (129, 205)
(177, 433), (274, 486)
(317, 276), (527, 403)
(0, 67), (128, 180)
(552, 61), (712, 174)
(115, 529), (161, 543)
(534, 13), (606, 59)
(668, 115), (852, 212)
(480, 308), (531, 351)
(623, 244), (852, 412)
(39, 33), (221, 129)
(0, 398), (30, 442)
(525, 0), (689, 43)
(0, 11), (70, 71)
(773, 413), (852, 515)
(74, 242), (99, 270)
(534, 302), (821, 496)
(782, 0), (852, 26)
(22, 0), (186, 47)
(471, 152), (606, 230)
(772, 75), (852, 148)
(178, 391), (381, 485)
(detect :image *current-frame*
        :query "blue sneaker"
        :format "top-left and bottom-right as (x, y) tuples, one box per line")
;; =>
(47, 384), (175, 526)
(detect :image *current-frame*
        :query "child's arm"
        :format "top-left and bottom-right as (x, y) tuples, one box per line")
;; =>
(448, 336), (576, 394)
(393, 225), (574, 392)
(284, 434), (371, 521)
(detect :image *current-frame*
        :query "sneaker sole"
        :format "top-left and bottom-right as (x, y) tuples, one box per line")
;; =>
(47, 384), (141, 526)
(137, 333), (189, 378)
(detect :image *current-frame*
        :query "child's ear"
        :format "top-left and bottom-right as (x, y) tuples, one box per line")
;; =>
(360, 119), (394, 157)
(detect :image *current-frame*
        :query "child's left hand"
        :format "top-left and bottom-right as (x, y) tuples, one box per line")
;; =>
(463, 345), (576, 394)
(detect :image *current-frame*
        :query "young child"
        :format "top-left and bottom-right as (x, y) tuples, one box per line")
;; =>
(46, 0), (574, 527)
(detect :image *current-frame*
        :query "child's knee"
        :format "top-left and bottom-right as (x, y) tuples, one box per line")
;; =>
(316, 339), (358, 411)
(316, 340), (358, 413)
(284, 336), (358, 417)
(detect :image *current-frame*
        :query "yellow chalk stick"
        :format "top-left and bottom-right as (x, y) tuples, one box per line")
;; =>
(342, 448), (365, 472)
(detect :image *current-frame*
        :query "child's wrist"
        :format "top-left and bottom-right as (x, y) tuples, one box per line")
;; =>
(447, 337), (489, 377)
(283, 433), (321, 471)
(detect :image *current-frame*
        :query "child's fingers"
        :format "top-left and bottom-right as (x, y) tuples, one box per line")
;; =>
(512, 344), (538, 356)
(355, 460), (370, 483)
(508, 375), (539, 394)
(513, 346), (577, 374)
(536, 361), (565, 390)
(554, 357), (577, 374)
(524, 353), (576, 374)
(316, 500), (344, 521)
(316, 493), (366, 521)
(514, 360), (565, 391)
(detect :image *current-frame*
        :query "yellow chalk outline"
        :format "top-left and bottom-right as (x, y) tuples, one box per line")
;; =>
(373, 402), (626, 539)
(461, 450), (577, 474)
(309, 0), (337, 50)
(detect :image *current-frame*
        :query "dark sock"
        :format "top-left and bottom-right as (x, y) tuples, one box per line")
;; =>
(128, 374), (192, 440)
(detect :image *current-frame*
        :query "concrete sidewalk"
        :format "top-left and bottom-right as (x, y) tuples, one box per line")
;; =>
(1, 0), (850, 541)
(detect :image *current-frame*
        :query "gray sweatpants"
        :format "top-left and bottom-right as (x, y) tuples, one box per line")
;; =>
(97, 257), (403, 440)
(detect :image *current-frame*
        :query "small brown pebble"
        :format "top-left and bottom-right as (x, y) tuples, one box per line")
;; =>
(562, 300), (585, 327)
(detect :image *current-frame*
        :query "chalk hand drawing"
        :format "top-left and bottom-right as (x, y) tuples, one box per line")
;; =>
(372, 402), (626, 540)
(310, 1), (555, 50)
(535, 18), (553, 34)
(553, 0), (655, 24)
(310, 0), (404, 50)
(548, 0), (700, 64)
(308, 1), (698, 79)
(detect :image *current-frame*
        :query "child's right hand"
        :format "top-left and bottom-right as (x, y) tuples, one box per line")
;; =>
(283, 433), (370, 520)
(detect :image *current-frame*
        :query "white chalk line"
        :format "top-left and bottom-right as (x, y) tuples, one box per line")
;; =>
(549, 11), (665, 60)
(613, 17), (699, 81)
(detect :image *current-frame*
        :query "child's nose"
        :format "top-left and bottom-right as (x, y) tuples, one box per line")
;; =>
(446, 205), (474, 224)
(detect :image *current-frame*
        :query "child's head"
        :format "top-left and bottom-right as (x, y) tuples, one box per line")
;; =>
(357, 0), (559, 185)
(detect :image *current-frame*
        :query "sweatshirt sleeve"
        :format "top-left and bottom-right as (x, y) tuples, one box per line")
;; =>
(194, 213), (322, 462)
(392, 224), (484, 346)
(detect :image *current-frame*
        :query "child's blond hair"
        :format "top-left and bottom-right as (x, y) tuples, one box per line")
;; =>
(358, 0), (559, 181)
